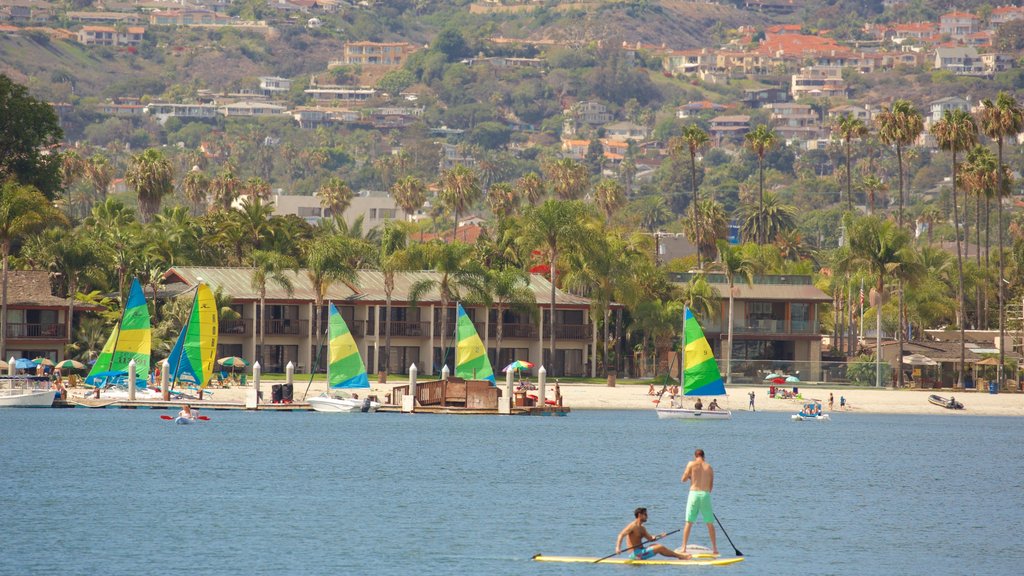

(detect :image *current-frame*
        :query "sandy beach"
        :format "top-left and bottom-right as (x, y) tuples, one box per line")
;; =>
(84, 379), (1024, 417)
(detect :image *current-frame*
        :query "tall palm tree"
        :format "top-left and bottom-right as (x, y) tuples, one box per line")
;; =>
(438, 164), (482, 242)
(378, 222), (414, 374)
(517, 200), (589, 375)
(407, 241), (488, 372)
(317, 176), (354, 220)
(714, 240), (755, 388)
(931, 109), (978, 388)
(302, 234), (359, 364)
(847, 215), (921, 388)
(391, 175), (428, 222)
(515, 172), (546, 206)
(250, 249), (297, 365)
(876, 99), (923, 227)
(181, 168), (209, 216)
(978, 92), (1024, 387)
(744, 124), (778, 244)
(738, 191), (796, 244)
(543, 158), (590, 201)
(486, 182), (518, 220)
(210, 169), (242, 211)
(243, 177), (272, 202)
(593, 178), (625, 220)
(834, 114), (869, 212)
(860, 175), (887, 214)
(84, 153), (112, 207)
(125, 148), (174, 223)
(684, 199), (727, 265)
(0, 181), (57, 358)
(483, 266), (536, 371)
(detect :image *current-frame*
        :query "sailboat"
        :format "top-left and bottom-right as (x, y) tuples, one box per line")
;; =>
(655, 306), (732, 420)
(84, 278), (152, 392)
(308, 303), (379, 413)
(454, 303), (495, 384)
(166, 283), (218, 392)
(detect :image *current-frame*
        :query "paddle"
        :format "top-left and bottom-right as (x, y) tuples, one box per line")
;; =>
(593, 529), (680, 563)
(159, 414), (210, 421)
(713, 514), (742, 557)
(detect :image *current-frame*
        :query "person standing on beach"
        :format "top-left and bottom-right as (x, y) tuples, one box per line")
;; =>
(828, 393), (834, 411)
(681, 449), (717, 555)
(616, 507), (691, 561)
(748, 391), (755, 411)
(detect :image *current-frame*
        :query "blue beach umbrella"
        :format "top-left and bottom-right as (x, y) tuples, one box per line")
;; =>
(14, 358), (36, 370)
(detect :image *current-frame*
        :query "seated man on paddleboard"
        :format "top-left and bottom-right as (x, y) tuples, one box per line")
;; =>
(616, 507), (691, 561)
(681, 448), (717, 555)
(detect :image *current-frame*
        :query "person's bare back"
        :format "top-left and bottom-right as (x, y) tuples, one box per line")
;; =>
(682, 459), (713, 492)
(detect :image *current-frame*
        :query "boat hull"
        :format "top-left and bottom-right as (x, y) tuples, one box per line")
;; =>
(0, 389), (55, 408)
(928, 394), (964, 410)
(791, 413), (831, 422)
(175, 416), (196, 425)
(532, 554), (743, 566)
(656, 408), (732, 420)
(308, 395), (380, 413)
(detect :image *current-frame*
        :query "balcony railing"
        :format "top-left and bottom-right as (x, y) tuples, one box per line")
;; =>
(5, 322), (66, 339)
(220, 319), (251, 336)
(554, 324), (589, 340)
(256, 319), (309, 336)
(312, 320), (366, 338)
(487, 323), (538, 339)
(728, 318), (819, 335)
(377, 321), (427, 338)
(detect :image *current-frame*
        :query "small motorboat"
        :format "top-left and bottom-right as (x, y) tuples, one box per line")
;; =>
(792, 401), (830, 422)
(308, 394), (380, 413)
(928, 394), (964, 410)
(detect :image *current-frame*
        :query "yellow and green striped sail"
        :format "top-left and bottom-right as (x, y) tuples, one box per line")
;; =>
(682, 306), (725, 396)
(328, 303), (369, 389)
(167, 283), (219, 389)
(455, 303), (495, 384)
(86, 278), (151, 387)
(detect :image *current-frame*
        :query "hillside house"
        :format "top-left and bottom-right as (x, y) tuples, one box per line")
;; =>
(710, 115), (751, 144)
(570, 101), (613, 125)
(145, 102), (219, 123)
(990, 5), (1024, 25)
(248, 192), (399, 230)
(259, 76), (292, 97)
(928, 96), (971, 123)
(791, 66), (846, 100)
(304, 85), (376, 103)
(149, 9), (234, 26)
(333, 41), (417, 68)
(603, 121), (648, 142)
(939, 10), (980, 39)
(933, 47), (983, 75)
(743, 87), (789, 108)
(766, 102), (820, 141)
(218, 101), (287, 117)
(76, 25), (145, 47)
(676, 100), (726, 119)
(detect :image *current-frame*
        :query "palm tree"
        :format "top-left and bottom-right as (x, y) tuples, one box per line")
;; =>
(744, 124), (778, 244)
(876, 99), (924, 227)
(84, 153), (112, 207)
(438, 164), (482, 242)
(0, 182), (57, 358)
(391, 175), (428, 222)
(834, 114), (869, 211)
(714, 240), (755, 388)
(676, 273), (719, 324)
(517, 200), (589, 375)
(684, 199), (727, 265)
(378, 222), (414, 374)
(515, 172), (546, 206)
(125, 148), (174, 223)
(978, 92), (1024, 387)
(243, 177), (272, 202)
(408, 241), (488, 372)
(317, 176), (354, 220)
(931, 109), (978, 388)
(210, 169), (242, 211)
(631, 195), (672, 232)
(181, 168), (210, 216)
(302, 234), (359, 365)
(543, 158), (590, 201)
(486, 182), (518, 220)
(738, 191), (796, 244)
(593, 178), (625, 220)
(847, 215), (922, 388)
(483, 266), (536, 371)
(250, 249), (297, 364)
(860, 175), (887, 214)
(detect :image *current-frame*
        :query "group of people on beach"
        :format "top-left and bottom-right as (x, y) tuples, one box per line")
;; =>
(615, 448), (718, 561)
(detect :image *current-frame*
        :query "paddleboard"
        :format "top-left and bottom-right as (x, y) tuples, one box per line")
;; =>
(532, 554), (744, 566)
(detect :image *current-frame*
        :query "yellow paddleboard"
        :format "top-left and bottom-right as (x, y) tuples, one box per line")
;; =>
(532, 554), (744, 566)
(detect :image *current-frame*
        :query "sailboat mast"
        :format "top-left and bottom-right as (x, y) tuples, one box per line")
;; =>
(170, 284), (202, 387)
(105, 280), (135, 373)
(301, 300), (330, 401)
(681, 305), (688, 389)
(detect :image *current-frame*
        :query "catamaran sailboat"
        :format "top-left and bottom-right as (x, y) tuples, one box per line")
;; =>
(655, 307), (732, 420)
(308, 303), (379, 413)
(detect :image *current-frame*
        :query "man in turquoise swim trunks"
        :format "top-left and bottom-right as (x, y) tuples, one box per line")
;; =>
(616, 507), (691, 561)
(681, 448), (717, 555)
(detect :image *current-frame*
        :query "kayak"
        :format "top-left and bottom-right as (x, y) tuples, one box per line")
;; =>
(532, 554), (744, 566)
(175, 416), (197, 425)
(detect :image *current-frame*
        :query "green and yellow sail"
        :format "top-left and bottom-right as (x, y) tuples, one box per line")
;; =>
(455, 303), (495, 384)
(328, 302), (369, 389)
(167, 283), (219, 389)
(85, 278), (151, 387)
(681, 306), (725, 397)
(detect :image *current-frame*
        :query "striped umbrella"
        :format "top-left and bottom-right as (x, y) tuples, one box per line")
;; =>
(217, 356), (250, 368)
(33, 357), (55, 366)
(55, 359), (87, 371)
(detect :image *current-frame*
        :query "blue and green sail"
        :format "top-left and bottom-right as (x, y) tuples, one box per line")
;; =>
(85, 278), (151, 387)
(681, 306), (725, 397)
(327, 303), (369, 389)
(455, 303), (495, 384)
(167, 283), (219, 389)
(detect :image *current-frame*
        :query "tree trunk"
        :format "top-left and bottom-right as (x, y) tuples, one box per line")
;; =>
(691, 152), (700, 266)
(997, 138), (1006, 389)
(896, 145), (904, 227)
(726, 285), (735, 387)
(952, 152), (965, 389)
(259, 290), (266, 369)
(875, 279), (883, 388)
(549, 246), (558, 376)
(846, 139), (853, 211)
(897, 279), (904, 388)
(67, 275), (77, 341)
(384, 291), (392, 375)
(1, 244), (8, 360)
(602, 307), (610, 377)
(758, 157), (765, 244)
(496, 303), (504, 370)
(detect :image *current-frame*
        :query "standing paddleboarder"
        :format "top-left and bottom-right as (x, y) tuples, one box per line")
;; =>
(680, 448), (718, 555)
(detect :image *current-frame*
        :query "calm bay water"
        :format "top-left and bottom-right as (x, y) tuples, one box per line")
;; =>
(1, 407), (1022, 575)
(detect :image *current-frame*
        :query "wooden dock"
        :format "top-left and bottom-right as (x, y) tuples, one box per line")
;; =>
(57, 397), (569, 415)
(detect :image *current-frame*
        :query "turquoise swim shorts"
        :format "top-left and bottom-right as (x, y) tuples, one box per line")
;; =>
(686, 490), (714, 523)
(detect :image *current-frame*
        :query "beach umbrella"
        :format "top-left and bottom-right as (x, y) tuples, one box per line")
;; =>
(217, 356), (250, 368)
(902, 353), (938, 366)
(14, 358), (36, 370)
(764, 373), (780, 380)
(55, 359), (87, 371)
(502, 360), (535, 373)
(32, 357), (55, 366)
(785, 375), (800, 383)
(975, 357), (1000, 366)
(0, 359), (8, 370)
(772, 377), (786, 385)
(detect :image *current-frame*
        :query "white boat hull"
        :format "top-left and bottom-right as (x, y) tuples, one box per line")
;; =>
(0, 388), (55, 408)
(308, 395), (380, 413)
(175, 416), (196, 425)
(656, 408), (732, 420)
(791, 414), (831, 422)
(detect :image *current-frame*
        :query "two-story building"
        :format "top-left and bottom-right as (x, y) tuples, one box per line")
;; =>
(76, 25), (145, 47)
(928, 96), (971, 124)
(253, 191), (399, 229)
(939, 10), (980, 39)
(933, 46), (984, 75)
(333, 41), (418, 68)
(259, 76), (292, 97)
(1, 271), (79, 363)
(791, 66), (847, 100)
(766, 102), (820, 141)
(163, 267), (607, 378)
(709, 115), (751, 145)
(670, 272), (831, 382)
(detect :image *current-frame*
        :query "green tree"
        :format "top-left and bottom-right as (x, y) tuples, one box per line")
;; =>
(125, 148), (174, 223)
(684, 199), (728, 263)
(0, 182), (58, 357)
(182, 168), (209, 216)
(713, 241), (755, 387)
(378, 222), (415, 374)
(317, 176), (354, 219)
(302, 234), (359, 365)
(834, 114), (870, 212)
(744, 125), (779, 244)
(543, 158), (590, 201)
(978, 92), (1024, 386)
(250, 249), (297, 362)
(593, 178), (625, 220)
(486, 182), (518, 220)
(876, 99), (923, 226)
(482, 266), (536, 372)
(515, 172), (545, 206)
(931, 109), (978, 388)
(439, 164), (482, 241)
(0, 75), (63, 198)
(391, 175), (428, 221)
(738, 191), (795, 244)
